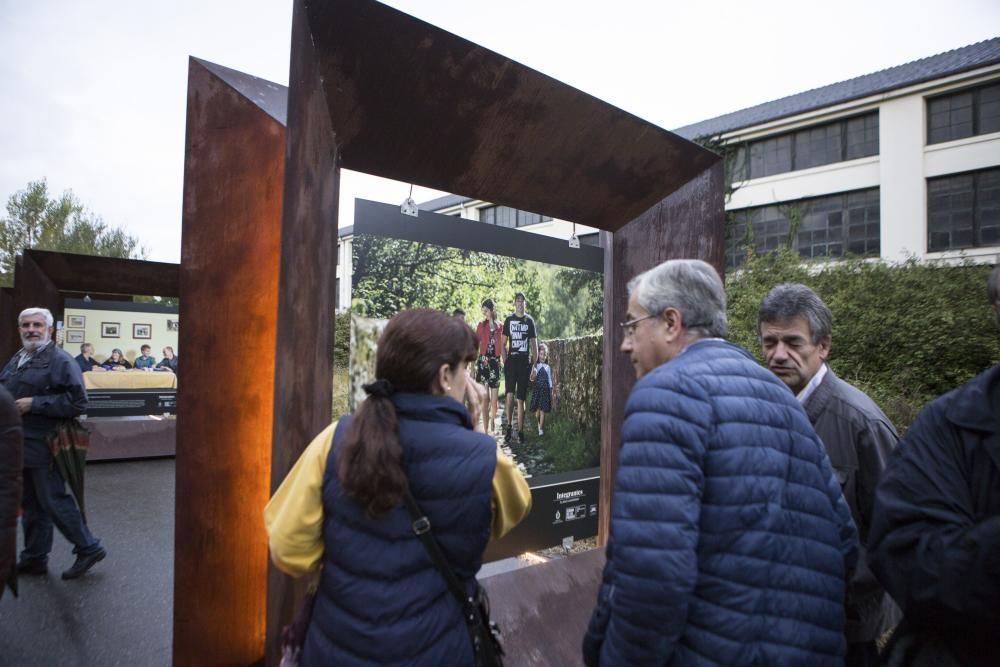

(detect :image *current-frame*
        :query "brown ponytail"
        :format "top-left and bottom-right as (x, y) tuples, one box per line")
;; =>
(338, 309), (477, 516)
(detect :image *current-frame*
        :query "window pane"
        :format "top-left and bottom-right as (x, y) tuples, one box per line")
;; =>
(978, 84), (1000, 135)
(927, 174), (974, 250)
(794, 123), (842, 170)
(727, 144), (749, 182)
(928, 92), (974, 144)
(749, 136), (792, 178)
(846, 113), (879, 159)
(976, 169), (1000, 247)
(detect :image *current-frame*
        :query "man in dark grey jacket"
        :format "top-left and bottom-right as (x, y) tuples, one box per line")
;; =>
(759, 284), (899, 666)
(0, 307), (105, 580)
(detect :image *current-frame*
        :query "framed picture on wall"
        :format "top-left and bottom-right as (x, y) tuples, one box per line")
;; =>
(67, 315), (86, 328)
(67, 329), (85, 344)
(133, 323), (152, 339)
(167, 319), (179, 332)
(102, 322), (120, 338)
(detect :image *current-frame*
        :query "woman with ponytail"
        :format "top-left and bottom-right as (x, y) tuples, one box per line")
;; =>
(265, 309), (531, 666)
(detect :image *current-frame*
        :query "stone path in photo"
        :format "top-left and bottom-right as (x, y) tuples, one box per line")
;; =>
(486, 402), (556, 478)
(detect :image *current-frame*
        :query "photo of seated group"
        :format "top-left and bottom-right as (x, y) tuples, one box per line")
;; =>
(348, 207), (603, 480)
(74, 343), (178, 374)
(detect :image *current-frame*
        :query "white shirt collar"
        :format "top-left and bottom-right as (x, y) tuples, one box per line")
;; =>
(796, 363), (828, 404)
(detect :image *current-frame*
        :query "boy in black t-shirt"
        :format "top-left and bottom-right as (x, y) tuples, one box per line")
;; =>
(502, 292), (537, 443)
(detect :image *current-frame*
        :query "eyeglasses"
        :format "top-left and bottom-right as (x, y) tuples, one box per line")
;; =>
(619, 313), (658, 338)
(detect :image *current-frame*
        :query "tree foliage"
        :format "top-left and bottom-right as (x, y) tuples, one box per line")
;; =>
(351, 234), (602, 339)
(0, 179), (146, 286)
(726, 248), (1000, 431)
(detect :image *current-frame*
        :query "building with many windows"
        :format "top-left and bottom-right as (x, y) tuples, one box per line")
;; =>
(674, 38), (1000, 270)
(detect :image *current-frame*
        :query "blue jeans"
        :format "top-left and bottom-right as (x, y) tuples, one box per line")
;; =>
(20, 465), (101, 563)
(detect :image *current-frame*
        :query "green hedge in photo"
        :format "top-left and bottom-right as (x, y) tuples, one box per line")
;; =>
(726, 249), (1000, 432)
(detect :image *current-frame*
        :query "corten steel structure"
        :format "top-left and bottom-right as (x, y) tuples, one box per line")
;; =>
(177, 57), (288, 667)
(0, 249), (180, 361)
(177, 0), (723, 664)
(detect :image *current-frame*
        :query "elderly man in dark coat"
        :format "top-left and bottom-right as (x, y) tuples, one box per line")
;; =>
(759, 283), (900, 665)
(583, 259), (857, 667)
(0, 385), (22, 599)
(868, 267), (1000, 666)
(0, 307), (105, 580)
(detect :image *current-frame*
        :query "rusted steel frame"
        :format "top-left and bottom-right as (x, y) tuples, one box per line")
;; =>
(11, 253), (60, 338)
(24, 249), (180, 298)
(479, 548), (606, 665)
(304, 0), (717, 233)
(173, 57), (286, 666)
(263, 0), (340, 663)
(0, 288), (16, 362)
(599, 163), (726, 544)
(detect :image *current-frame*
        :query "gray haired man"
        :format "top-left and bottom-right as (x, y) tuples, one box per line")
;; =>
(584, 260), (856, 666)
(759, 283), (898, 666)
(0, 307), (105, 580)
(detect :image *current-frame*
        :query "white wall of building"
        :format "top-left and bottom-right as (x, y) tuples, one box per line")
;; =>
(723, 64), (1000, 265)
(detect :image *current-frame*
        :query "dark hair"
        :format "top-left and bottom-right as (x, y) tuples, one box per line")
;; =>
(141, 344), (151, 352)
(757, 283), (832, 344)
(481, 298), (495, 311)
(452, 308), (465, 317)
(338, 309), (477, 516)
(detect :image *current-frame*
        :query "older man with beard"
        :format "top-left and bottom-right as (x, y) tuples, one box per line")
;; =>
(0, 307), (105, 580)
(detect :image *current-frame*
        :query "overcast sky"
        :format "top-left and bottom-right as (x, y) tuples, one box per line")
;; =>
(1, 0), (997, 263)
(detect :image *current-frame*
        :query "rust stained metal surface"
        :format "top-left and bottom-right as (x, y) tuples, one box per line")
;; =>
(599, 163), (725, 543)
(174, 57), (286, 666)
(265, 1), (340, 664)
(24, 249), (179, 298)
(0, 288), (16, 362)
(304, 0), (718, 233)
(479, 548), (606, 666)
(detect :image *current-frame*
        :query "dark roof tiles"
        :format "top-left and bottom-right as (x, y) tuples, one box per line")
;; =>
(674, 38), (1000, 139)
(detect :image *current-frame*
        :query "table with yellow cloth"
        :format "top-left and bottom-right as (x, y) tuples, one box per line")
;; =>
(83, 370), (177, 390)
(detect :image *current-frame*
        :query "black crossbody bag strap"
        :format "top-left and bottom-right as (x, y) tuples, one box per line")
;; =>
(401, 490), (474, 607)
(402, 487), (503, 667)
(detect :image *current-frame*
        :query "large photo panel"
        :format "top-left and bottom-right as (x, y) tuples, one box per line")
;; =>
(348, 200), (604, 557)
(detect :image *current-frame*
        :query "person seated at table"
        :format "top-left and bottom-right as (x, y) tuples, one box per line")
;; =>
(156, 347), (178, 373)
(74, 343), (105, 373)
(100, 348), (132, 370)
(134, 345), (156, 370)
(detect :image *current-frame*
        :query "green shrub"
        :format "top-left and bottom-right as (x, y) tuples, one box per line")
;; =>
(726, 249), (999, 432)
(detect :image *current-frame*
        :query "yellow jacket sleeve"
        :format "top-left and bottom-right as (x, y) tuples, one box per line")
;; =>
(263, 422), (337, 577)
(491, 445), (532, 541)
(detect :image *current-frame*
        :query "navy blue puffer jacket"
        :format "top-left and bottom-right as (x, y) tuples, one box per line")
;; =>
(303, 393), (497, 666)
(584, 340), (858, 666)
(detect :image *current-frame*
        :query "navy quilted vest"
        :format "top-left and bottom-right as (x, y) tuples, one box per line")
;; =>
(303, 393), (496, 666)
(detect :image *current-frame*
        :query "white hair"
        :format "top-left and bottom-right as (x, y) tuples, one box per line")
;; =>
(18, 307), (54, 328)
(627, 259), (727, 338)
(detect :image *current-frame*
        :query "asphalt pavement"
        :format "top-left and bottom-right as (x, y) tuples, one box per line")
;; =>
(0, 459), (174, 666)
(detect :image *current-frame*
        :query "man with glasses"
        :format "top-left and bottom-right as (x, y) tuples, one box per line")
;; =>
(583, 259), (857, 667)
(759, 284), (899, 666)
